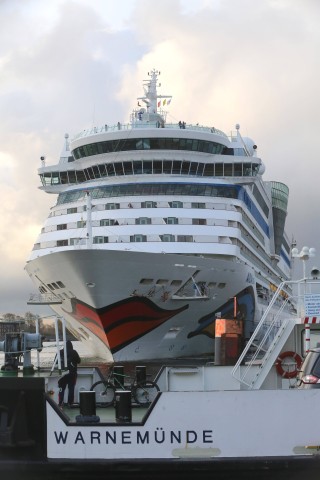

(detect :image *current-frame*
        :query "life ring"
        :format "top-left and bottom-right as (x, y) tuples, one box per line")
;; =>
(275, 351), (302, 379)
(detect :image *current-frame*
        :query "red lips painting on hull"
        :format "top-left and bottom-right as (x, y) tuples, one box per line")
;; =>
(64, 297), (189, 354)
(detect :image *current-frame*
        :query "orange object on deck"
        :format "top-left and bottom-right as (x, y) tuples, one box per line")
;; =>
(215, 318), (243, 336)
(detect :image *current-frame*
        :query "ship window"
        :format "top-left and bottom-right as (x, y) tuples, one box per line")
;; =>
(136, 138), (150, 150)
(123, 162), (133, 175)
(70, 238), (85, 246)
(52, 172), (60, 184)
(153, 161), (162, 174)
(99, 164), (107, 177)
(171, 280), (182, 286)
(93, 236), (109, 244)
(94, 166), (102, 178)
(161, 234), (175, 242)
(207, 282), (217, 288)
(234, 148), (245, 156)
(234, 163), (243, 176)
(163, 161), (172, 174)
(203, 164), (214, 176)
(170, 201), (183, 208)
(191, 203), (205, 209)
(136, 217), (151, 225)
(140, 278), (154, 285)
(143, 161), (152, 174)
(57, 224), (67, 230)
(166, 217), (178, 224)
(57, 281), (65, 288)
(192, 140), (199, 151)
(224, 164), (233, 176)
(189, 162), (198, 175)
(76, 171), (86, 183)
(181, 161), (190, 174)
(42, 173), (50, 186)
(106, 164), (115, 176)
(197, 163), (205, 176)
(67, 208), (77, 214)
(217, 283), (226, 289)
(100, 219), (118, 226)
(86, 167), (94, 179)
(130, 235), (147, 242)
(106, 203), (120, 210)
(51, 283), (59, 290)
(215, 163), (223, 176)
(172, 138), (180, 150)
(192, 219), (206, 225)
(177, 235), (193, 242)
(156, 279), (168, 285)
(133, 161), (143, 174)
(172, 161), (181, 174)
(57, 240), (68, 246)
(252, 163), (260, 176)
(68, 171), (77, 183)
(142, 201), (157, 208)
(114, 163), (124, 176)
(243, 163), (252, 176)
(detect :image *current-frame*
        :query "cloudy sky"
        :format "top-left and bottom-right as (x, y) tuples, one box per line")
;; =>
(0, 0), (319, 315)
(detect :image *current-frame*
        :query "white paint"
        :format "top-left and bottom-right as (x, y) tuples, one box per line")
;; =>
(47, 389), (320, 459)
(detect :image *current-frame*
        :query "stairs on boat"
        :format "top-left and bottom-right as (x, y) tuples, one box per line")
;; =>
(232, 281), (298, 390)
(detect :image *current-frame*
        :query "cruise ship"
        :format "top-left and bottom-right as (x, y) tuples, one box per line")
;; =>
(25, 69), (295, 363)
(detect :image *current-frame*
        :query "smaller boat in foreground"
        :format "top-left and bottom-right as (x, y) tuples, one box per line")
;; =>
(1, 272), (320, 479)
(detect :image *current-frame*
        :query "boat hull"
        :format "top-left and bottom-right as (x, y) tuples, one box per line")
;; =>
(26, 249), (257, 362)
(1, 375), (320, 480)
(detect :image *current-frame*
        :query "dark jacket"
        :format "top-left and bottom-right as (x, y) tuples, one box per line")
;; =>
(60, 340), (81, 374)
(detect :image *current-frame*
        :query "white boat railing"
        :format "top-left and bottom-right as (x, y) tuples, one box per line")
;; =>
(71, 122), (228, 141)
(232, 278), (320, 389)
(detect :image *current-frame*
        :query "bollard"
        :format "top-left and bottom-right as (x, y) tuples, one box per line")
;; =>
(76, 391), (100, 423)
(115, 390), (132, 423)
(80, 391), (96, 416)
(136, 365), (147, 384)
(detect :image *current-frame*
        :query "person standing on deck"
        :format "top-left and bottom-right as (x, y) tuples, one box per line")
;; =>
(58, 340), (81, 407)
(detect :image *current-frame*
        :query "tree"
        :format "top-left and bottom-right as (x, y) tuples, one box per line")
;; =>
(2, 313), (23, 321)
(24, 311), (42, 332)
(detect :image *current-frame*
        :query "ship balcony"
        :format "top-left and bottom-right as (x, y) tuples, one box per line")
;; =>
(71, 122), (229, 142)
(27, 293), (62, 305)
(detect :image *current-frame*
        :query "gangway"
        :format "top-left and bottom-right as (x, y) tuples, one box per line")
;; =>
(232, 278), (320, 389)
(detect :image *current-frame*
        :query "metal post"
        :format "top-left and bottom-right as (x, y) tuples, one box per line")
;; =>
(60, 317), (67, 369)
(54, 316), (62, 373)
(305, 324), (311, 355)
(35, 316), (40, 370)
(86, 191), (92, 248)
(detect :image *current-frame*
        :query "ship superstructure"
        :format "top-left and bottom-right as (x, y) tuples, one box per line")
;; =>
(25, 70), (294, 362)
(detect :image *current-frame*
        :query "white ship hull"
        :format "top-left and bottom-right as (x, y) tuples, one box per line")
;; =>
(26, 249), (258, 363)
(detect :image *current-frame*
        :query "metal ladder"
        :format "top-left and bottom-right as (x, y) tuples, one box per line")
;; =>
(231, 281), (298, 389)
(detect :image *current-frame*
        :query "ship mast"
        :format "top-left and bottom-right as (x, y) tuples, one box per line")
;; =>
(132, 69), (172, 126)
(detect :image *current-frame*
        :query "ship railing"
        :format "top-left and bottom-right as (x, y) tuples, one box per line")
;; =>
(71, 123), (228, 141)
(27, 293), (62, 305)
(232, 278), (320, 389)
